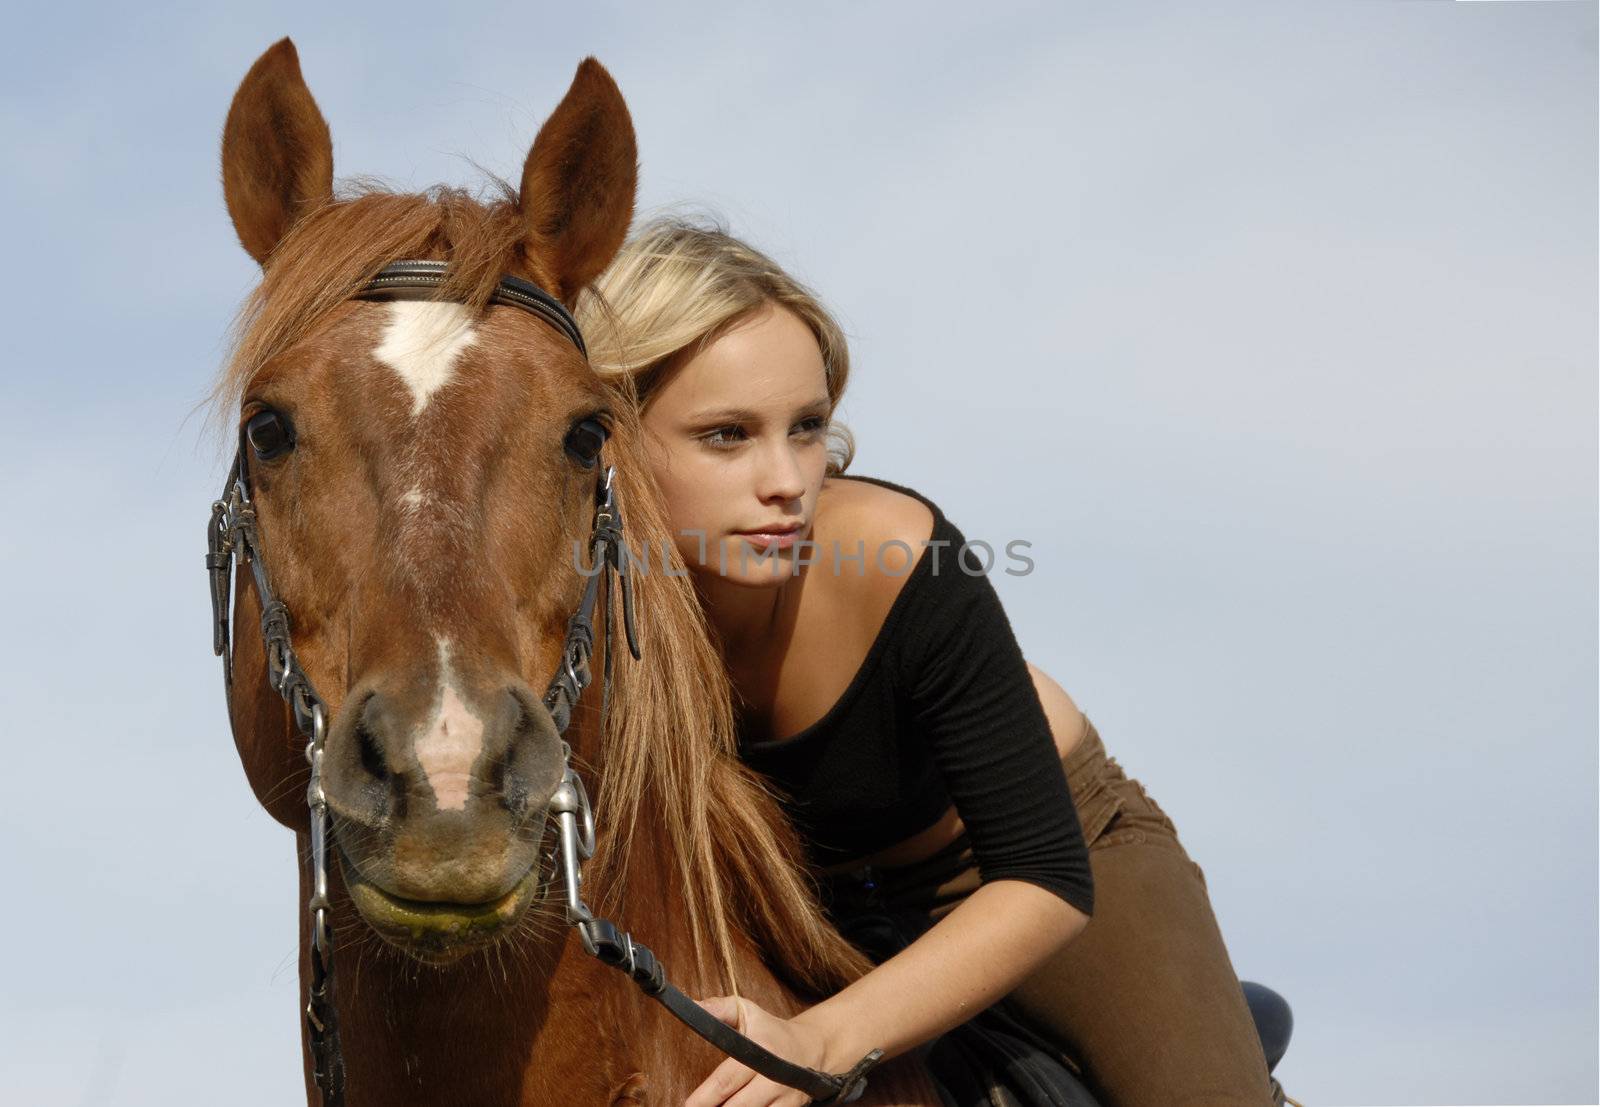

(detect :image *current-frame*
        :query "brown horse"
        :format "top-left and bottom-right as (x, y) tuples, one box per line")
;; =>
(213, 39), (942, 1107)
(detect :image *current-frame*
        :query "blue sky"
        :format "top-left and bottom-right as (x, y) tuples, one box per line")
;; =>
(0, 2), (1594, 1104)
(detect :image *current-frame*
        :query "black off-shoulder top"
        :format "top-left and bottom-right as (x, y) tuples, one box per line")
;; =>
(736, 475), (1094, 915)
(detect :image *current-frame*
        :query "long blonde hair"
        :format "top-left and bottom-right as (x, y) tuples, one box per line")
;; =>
(573, 215), (855, 475)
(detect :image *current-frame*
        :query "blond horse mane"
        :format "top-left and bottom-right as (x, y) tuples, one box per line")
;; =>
(212, 183), (873, 999)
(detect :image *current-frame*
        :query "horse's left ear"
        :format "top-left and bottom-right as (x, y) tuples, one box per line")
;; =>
(519, 58), (638, 303)
(221, 38), (335, 265)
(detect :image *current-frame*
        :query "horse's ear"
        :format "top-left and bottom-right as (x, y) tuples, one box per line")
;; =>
(221, 38), (334, 266)
(518, 58), (637, 302)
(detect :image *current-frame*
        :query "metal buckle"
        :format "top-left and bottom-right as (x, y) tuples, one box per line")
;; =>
(549, 765), (600, 946)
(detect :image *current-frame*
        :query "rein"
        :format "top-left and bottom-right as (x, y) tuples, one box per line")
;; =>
(206, 261), (884, 1106)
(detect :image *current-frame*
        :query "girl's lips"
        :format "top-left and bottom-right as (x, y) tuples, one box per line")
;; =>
(737, 528), (802, 551)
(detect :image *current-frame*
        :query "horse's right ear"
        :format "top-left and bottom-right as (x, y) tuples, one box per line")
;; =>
(518, 58), (637, 303)
(221, 39), (334, 265)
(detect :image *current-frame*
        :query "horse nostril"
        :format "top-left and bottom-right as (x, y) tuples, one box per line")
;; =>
(495, 692), (530, 814)
(356, 700), (389, 784)
(509, 693), (540, 744)
(500, 688), (562, 822)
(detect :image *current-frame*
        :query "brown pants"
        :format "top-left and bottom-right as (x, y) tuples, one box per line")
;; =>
(823, 716), (1278, 1107)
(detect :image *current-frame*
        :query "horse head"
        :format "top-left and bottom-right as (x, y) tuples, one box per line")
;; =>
(217, 38), (635, 965)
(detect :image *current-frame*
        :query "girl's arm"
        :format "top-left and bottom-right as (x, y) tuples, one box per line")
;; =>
(797, 877), (1087, 1066)
(802, 661), (1092, 1068)
(686, 879), (1086, 1107)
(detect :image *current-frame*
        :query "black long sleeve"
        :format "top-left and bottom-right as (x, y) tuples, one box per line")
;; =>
(893, 509), (1095, 914)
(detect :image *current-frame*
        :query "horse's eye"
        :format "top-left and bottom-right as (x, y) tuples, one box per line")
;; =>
(245, 409), (296, 461)
(564, 418), (608, 469)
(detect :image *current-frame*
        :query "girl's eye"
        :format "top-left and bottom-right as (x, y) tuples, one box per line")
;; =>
(565, 417), (609, 469)
(698, 416), (825, 449)
(701, 425), (747, 449)
(245, 409), (296, 461)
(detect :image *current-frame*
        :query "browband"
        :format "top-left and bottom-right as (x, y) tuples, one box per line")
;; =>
(354, 259), (586, 356)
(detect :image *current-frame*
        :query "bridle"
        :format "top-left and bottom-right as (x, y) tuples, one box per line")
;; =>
(204, 261), (884, 1106)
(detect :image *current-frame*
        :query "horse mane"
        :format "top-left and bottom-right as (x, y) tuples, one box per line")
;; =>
(211, 183), (873, 999)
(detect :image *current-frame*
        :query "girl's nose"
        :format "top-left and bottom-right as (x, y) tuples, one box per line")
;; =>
(755, 438), (806, 503)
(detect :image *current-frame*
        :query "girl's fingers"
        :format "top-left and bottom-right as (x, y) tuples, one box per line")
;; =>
(684, 1053), (755, 1107)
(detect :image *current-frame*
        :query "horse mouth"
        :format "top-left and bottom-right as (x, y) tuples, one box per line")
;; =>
(337, 846), (550, 964)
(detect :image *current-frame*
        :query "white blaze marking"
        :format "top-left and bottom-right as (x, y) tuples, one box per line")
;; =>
(373, 302), (479, 416)
(415, 638), (484, 812)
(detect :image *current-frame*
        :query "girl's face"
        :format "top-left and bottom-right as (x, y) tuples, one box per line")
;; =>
(640, 302), (831, 589)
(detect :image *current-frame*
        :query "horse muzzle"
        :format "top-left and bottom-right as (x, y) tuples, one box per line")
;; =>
(335, 835), (553, 963)
(321, 679), (568, 962)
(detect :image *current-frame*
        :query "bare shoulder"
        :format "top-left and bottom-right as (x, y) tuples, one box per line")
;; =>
(814, 478), (936, 597)
(764, 481), (937, 735)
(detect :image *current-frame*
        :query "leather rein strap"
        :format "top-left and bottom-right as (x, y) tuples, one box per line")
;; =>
(207, 260), (883, 1106)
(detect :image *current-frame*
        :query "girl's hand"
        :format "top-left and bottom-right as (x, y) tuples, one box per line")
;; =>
(682, 995), (835, 1107)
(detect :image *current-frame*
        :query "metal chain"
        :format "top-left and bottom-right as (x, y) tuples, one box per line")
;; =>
(212, 470), (345, 1106)
(303, 705), (344, 1104)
